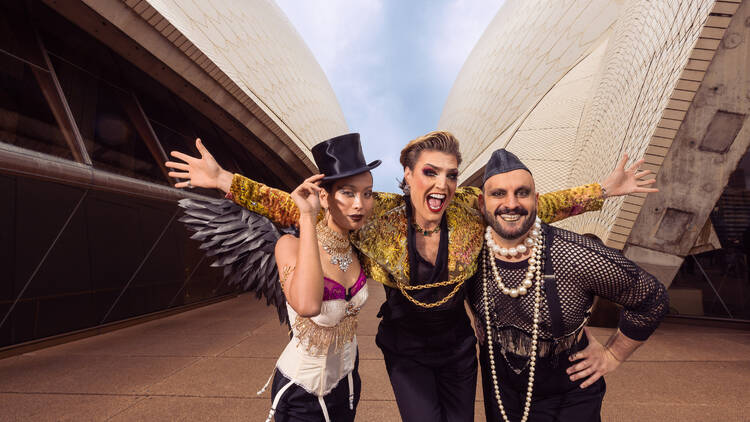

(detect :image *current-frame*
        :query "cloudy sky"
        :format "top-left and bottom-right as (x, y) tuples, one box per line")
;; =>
(275, 0), (505, 192)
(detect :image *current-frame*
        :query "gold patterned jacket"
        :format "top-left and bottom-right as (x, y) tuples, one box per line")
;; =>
(229, 175), (603, 289)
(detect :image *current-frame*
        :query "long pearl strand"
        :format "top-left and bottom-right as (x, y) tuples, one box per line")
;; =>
(484, 218), (542, 298)
(482, 228), (543, 422)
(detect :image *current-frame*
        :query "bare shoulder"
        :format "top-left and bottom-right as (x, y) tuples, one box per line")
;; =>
(274, 234), (300, 265)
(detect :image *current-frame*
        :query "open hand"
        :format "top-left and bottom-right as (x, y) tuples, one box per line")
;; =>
(566, 328), (620, 388)
(600, 154), (659, 197)
(292, 174), (324, 216)
(166, 138), (227, 189)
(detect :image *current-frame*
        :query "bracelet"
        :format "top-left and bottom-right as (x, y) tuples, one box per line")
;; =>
(279, 265), (295, 292)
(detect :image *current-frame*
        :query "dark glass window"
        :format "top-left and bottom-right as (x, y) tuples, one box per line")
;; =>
(10, 177), (91, 342)
(0, 1), (287, 348)
(0, 52), (73, 160)
(669, 152), (750, 320)
(36, 6), (166, 184)
(48, 54), (166, 184)
(101, 199), (182, 322)
(121, 57), (286, 188)
(0, 174), (15, 304)
(0, 173), (228, 347)
(0, 2), (46, 68)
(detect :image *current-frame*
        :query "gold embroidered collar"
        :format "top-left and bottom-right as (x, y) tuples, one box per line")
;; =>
(350, 193), (484, 288)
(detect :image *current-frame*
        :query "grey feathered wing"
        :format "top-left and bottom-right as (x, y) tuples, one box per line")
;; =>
(178, 197), (295, 325)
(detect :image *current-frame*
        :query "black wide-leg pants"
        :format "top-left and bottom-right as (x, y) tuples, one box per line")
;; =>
(479, 335), (606, 422)
(377, 319), (478, 422)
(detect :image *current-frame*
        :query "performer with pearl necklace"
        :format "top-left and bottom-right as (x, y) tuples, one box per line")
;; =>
(167, 131), (660, 421)
(469, 149), (669, 422)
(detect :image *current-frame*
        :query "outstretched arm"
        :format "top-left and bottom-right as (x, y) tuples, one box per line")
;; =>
(537, 183), (604, 224)
(274, 175), (326, 317)
(166, 138), (300, 227)
(538, 154), (658, 224)
(600, 154), (658, 198)
(165, 138), (234, 192)
(229, 173), (300, 227)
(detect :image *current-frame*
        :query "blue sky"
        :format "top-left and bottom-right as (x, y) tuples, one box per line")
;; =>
(276, 0), (505, 192)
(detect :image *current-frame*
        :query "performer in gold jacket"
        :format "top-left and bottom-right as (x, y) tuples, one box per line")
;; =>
(167, 131), (656, 421)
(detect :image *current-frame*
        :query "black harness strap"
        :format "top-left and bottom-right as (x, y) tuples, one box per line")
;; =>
(542, 224), (563, 340)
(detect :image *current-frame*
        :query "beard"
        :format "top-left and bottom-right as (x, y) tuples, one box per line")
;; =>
(482, 204), (537, 240)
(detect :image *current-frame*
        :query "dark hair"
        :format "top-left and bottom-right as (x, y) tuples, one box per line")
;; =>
(398, 131), (462, 191)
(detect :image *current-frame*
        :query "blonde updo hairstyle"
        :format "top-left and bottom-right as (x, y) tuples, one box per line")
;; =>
(398, 131), (462, 192)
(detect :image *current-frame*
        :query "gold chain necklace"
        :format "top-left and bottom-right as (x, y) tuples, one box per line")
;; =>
(396, 218), (462, 308)
(316, 220), (353, 272)
(396, 278), (465, 308)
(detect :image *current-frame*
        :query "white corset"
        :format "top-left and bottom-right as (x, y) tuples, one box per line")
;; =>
(275, 282), (369, 396)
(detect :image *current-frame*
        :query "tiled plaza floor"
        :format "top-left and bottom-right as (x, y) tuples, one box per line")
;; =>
(1, 287), (748, 421)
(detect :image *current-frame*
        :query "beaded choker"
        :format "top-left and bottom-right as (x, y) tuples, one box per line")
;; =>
(316, 220), (353, 272)
(412, 221), (440, 236)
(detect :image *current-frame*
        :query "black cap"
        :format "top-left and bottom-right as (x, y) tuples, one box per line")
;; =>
(311, 133), (381, 181)
(482, 149), (531, 184)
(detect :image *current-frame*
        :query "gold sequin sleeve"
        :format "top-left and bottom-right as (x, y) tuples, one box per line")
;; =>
(229, 174), (299, 227)
(537, 183), (604, 224)
(452, 186), (482, 209)
(229, 174), (399, 228)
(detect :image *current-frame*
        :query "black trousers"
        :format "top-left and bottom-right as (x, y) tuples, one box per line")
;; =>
(377, 318), (478, 422)
(479, 335), (606, 422)
(270, 355), (361, 422)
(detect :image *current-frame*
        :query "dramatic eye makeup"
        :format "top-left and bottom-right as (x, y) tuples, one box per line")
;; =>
(421, 165), (458, 179)
(422, 166), (437, 176)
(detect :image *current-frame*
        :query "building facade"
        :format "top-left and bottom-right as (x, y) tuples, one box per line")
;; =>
(442, 0), (750, 320)
(0, 0), (346, 349)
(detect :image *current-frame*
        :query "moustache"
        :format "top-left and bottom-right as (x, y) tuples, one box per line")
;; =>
(494, 206), (529, 217)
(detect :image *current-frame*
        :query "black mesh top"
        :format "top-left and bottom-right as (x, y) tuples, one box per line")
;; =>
(467, 224), (669, 357)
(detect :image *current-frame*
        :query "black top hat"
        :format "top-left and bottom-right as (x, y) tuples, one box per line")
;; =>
(311, 133), (381, 182)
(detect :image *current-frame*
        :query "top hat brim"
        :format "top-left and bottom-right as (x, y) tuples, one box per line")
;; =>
(321, 160), (381, 182)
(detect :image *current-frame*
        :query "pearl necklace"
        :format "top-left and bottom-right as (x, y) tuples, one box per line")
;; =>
(484, 218), (542, 298)
(484, 217), (541, 257)
(482, 227), (543, 422)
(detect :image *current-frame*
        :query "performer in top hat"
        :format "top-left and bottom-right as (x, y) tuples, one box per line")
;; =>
(469, 149), (668, 421)
(266, 134), (382, 422)
(167, 130), (656, 421)
(173, 134), (380, 422)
